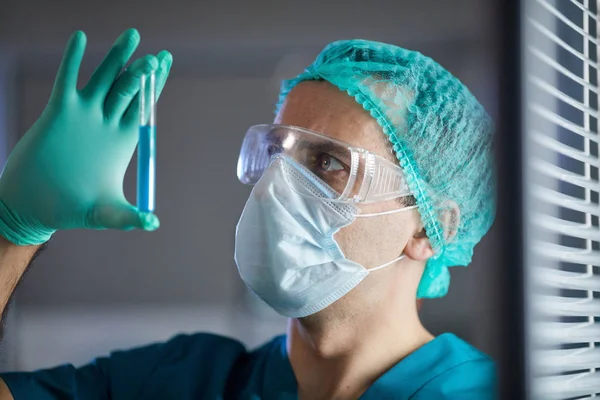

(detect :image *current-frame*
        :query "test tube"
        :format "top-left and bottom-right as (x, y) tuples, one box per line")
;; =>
(137, 72), (156, 213)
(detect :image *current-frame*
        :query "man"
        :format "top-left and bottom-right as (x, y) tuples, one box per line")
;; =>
(0, 28), (495, 399)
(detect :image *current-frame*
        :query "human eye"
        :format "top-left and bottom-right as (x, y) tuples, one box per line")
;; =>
(307, 152), (350, 194)
(314, 153), (346, 173)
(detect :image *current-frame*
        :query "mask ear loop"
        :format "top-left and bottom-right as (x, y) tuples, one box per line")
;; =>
(367, 254), (406, 272)
(355, 204), (418, 218)
(356, 204), (415, 272)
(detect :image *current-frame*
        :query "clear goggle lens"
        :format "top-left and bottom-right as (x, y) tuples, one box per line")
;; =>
(237, 124), (412, 204)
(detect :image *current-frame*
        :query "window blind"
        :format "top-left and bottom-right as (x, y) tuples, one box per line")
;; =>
(525, 0), (600, 399)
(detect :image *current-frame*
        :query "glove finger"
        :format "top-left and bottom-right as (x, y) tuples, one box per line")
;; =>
(154, 50), (173, 99)
(52, 31), (87, 100)
(81, 28), (140, 102)
(121, 51), (173, 129)
(89, 201), (160, 231)
(104, 54), (158, 122)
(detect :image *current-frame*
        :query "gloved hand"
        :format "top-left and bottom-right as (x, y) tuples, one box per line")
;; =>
(0, 29), (173, 245)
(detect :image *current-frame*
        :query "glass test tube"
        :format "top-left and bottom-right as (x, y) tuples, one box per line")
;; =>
(137, 72), (156, 213)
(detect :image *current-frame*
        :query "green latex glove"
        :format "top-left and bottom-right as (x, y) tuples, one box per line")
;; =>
(0, 29), (173, 245)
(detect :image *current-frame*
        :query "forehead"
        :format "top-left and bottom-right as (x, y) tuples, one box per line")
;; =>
(274, 81), (397, 163)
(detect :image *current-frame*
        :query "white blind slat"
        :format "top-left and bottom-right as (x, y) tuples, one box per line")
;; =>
(534, 214), (600, 242)
(534, 372), (600, 399)
(531, 159), (599, 192)
(569, 0), (597, 19)
(532, 186), (600, 217)
(532, 241), (600, 265)
(529, 18), (600, 70)
(530, 77), (598, 116)
(534, 296), (600, 317)
(529, 46), (599, 95)
(535, 347), (600, 374)
(530, 103), (600, 144)
(533, 322), (600, 344)
(535, 268), (600, 290)
(537, 0), (600, 46)
(532, 131), (599, 165)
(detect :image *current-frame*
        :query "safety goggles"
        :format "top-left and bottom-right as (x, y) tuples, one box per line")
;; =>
(237, 124), (412, 204)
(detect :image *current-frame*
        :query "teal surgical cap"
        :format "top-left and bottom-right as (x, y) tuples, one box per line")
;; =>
(275, 39), (496, 298)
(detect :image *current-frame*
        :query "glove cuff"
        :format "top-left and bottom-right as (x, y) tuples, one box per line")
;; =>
(0, 200), (55, 245)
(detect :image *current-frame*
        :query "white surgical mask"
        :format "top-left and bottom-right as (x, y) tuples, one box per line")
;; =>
(234, 155), (413, 318)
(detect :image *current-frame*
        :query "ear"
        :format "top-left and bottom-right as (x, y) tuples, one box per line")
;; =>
(440, 200), (460, 243)
(404, 225), (434, 261)
(404, 200), (460, 261)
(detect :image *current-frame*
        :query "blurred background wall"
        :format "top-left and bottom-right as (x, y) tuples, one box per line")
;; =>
(0, 0), (499, 371)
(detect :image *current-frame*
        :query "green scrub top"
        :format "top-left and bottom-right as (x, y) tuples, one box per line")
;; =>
(1, 332), (495, 399)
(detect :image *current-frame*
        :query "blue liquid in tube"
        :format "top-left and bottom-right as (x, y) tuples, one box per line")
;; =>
(137, 72), (156, 213)
(137, 125), (156, 212)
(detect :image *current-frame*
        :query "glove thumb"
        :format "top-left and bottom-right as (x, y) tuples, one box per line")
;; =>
(90, 201), (160, 231)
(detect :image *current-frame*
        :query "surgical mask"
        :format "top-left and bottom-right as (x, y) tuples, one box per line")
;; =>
(234, 155), (414, 318)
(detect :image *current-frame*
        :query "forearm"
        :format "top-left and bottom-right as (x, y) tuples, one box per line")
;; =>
(0, 236), (42, 329)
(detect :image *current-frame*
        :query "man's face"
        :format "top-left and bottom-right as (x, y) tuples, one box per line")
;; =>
(274, 81), (429, 316)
